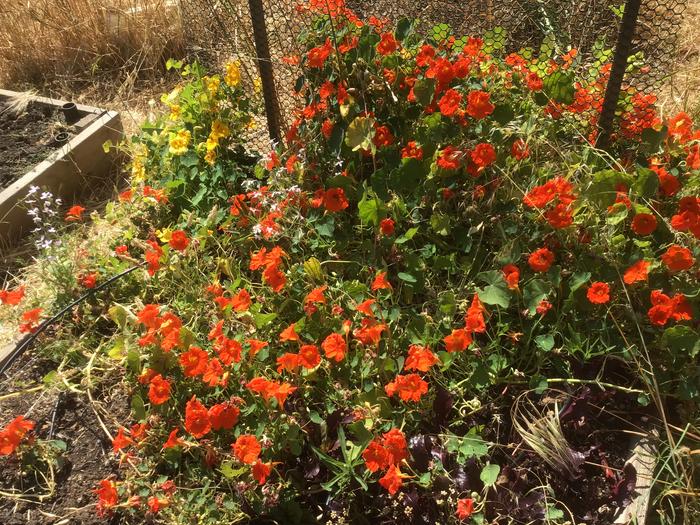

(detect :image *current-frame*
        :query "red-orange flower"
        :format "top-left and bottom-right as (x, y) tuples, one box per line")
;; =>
(661, 245), (694, 272)
(631, 213), (657, 236)
(378, 464), (408, 495)
(280, 323), (300, 342)
(456, 498), (475, 520)
(404, 344), (439, 372)
(80, 272), (98, 289)
(545, 203), (573, 229)
(401, 141), (423, 160)
(179, 346), (209, 377)
(209, 402), (240, 430)
(276, 352), (301, 373)
(362, 440), (391, 472)
(185, 396), (211, 438)
(162, 428), (183, 449)
(371, 271), (392, 291)
(0, 416), (35, 456)
(502, 264), (520, 290)
(377, 32), (399, 55)
(144, 240), (163, 276)
(385, 373), (428, 402)
(438, 88), (462, 117)
(169, 230), (189, 252)
(511, 139), (530, 160)
(65, 205), (86, 221)
(307, 38), (333, 68)
(233, 434), (261, 464)
(148, 374), (171, 405)
(465, 294), (487, 333)
(252, 460), (273, 485)
(202, 358), (226, 387)
(230, 288), (252, 312)
(299, 344), (321, 369)
(323, 187), (349, 212)
(112, 427), (133, 453)
(443, 328), (473, 352)
(322, 332), (347, 362)
(470, 143), (496, 169)
(437, 146), (462, 170)
(19, 307), (43, 333)
(0, 286), (24, 306)
(587, 282), (611, 304)
(623, 260), (650, 284)
(94, 479), (118, 516)
(528, 247), (555, 272)
(466, 90), (495, 119)
(380, 218), (395, 236)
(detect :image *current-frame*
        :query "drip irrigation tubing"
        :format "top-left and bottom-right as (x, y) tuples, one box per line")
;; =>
(0, 262), (144, 377)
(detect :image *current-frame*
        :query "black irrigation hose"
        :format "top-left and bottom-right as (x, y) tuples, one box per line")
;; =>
(0, 263), (144, 377)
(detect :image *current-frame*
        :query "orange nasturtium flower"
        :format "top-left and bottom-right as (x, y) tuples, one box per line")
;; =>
(587, 282), (611, 304)
(385, 373), (429, 402)
(94, 479), (118, 516)
(661, 244), (694, 272)
(65, 205), (86, 221)
(232, 434), (262, 464)
(528, 247), (555, 272)
(185, 396), (211, 438)
(0, 286), (25, 306)
(623, 260), (650, 284)
(0, 416), (35, 456)
(443, 328), (473, 352)
(179, 346), (209, 377)
(404, 344), (439, 372)
(322, 332), (347, 362)
(148, 374), (171, 405)
(168, 229), (190, 252)
(371, 271), (392, 291)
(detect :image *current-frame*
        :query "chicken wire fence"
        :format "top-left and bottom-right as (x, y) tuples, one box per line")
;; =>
(178, 0), (687, 152)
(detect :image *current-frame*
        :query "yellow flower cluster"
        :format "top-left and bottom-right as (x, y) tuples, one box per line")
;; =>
(204, 75), (221, 97)
(169, 129), (191, 156)
(224, 60), (241, 87)
(204, 120), (231, 165)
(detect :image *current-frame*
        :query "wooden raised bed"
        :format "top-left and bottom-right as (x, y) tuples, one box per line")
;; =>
(0, 90), (123, 248)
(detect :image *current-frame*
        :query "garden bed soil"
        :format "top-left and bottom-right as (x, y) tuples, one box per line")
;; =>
(0, 101), (76, 190)
(0, 347), (129, 525)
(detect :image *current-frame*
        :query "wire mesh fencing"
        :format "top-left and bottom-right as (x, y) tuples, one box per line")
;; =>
(178, 0), (688, 153)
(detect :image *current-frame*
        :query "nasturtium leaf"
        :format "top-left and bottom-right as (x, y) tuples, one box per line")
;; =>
(398, 272), (417, 283)
(458, 435), (489, 459)
(358, 191), (386, 226)
(108, 337), (127, 360)
(131, 394), (147, 422)
(253, 312), (278, 328)
(535, 334), (555, 352)
(662, 326), (700, 357)
(543, 70), (575, 105)
(108, 303), (131, 329)
(413, 78), (436, 107)
(492, 103), (514, 125)
(480, 463), (500, 487)
(430, 213), (451, 235)
(523, 279), (549, 314)
(395, 18), (413, 40)
(395, 227), (419, 244)
(345, 116), (375, 151)
(586, 169), (633, 208)
(220, 461), (247, 479)
(478, 285), (510, 308)
(568, 272), (591, 293)
(634, 166), (659, 198)
(328, 124), (345, 154)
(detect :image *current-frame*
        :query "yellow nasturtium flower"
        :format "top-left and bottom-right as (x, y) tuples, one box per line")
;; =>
(169, 129), (191, 155)
(224, 60), (242, 87)
(210, 120), (230, 141)
(204, 75), (221, 97)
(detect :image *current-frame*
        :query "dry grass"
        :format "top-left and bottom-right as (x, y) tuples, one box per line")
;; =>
(0, 0), (186, 134)
(658, 0), (700, 118)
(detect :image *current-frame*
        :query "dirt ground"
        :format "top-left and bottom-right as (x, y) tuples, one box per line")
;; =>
(0, 347), (130, 525)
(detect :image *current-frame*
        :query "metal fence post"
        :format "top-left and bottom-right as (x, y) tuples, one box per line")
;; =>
(248, 0), (282, 145)
(595, 0), (642, 151)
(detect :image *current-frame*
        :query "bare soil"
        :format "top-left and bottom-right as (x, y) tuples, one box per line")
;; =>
(0, 347), (129, 525)
(0, 100), (76, 190)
